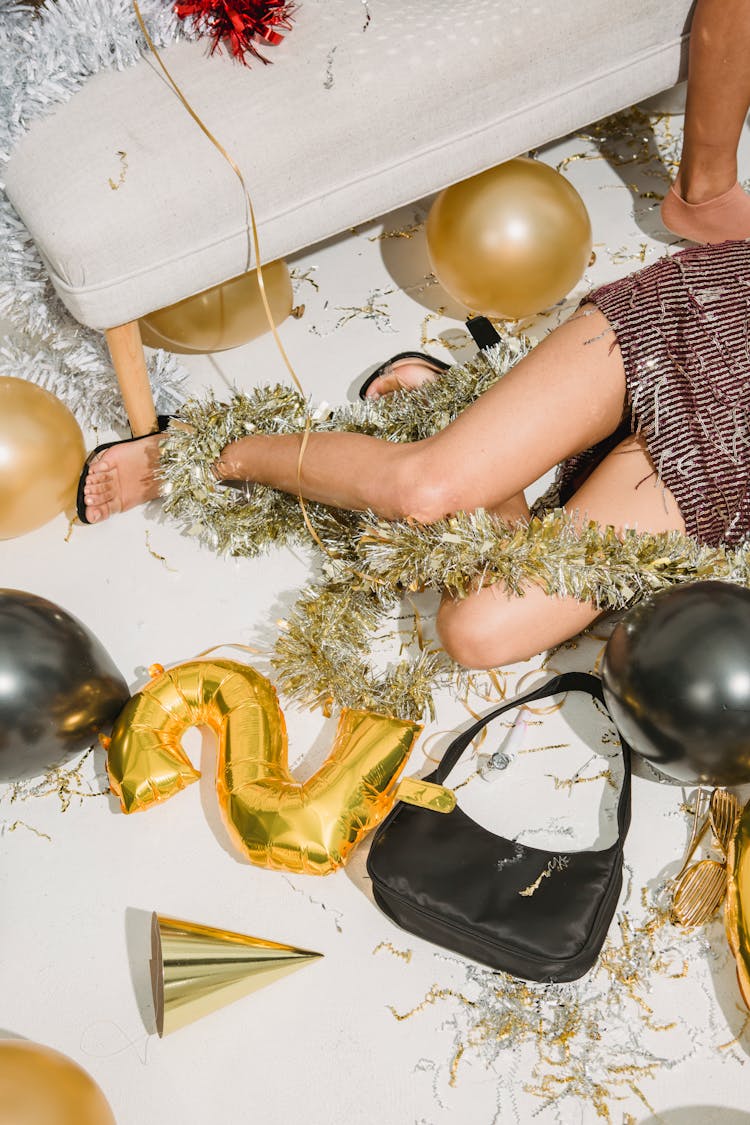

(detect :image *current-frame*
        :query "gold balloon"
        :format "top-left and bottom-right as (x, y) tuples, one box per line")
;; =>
(726, 797), (750, 1009)
(139, 260), (293, 353)
(106, 660), (421, 875)
(0, 1041), (116, 1125)
(0, 378), (85, 540)
(426, 157), (593, 319)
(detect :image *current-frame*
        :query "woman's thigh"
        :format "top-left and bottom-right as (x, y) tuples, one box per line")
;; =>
(436, 435), (686, 669)
(403, 305), (627, 516)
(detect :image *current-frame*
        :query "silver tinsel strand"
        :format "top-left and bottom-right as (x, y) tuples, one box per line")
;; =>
(397, 891), (714, 1121)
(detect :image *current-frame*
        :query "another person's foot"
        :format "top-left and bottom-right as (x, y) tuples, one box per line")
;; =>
(81, 433), (163, 524)
(660, 176), (750, 243)
(361, 355), (448, 400)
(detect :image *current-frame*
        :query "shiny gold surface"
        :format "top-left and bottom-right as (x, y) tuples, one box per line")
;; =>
(0, 377), (85, 539)
(395, 777), (456, 813)
(426, 158), (592, 320)
(672, 859), (727, 927)
(139, 261), (293, 354)
(107, 660), (420, 874)
(151, 914), (322, 1036)
(0, 1041), (116, 1125)
(671, 789), (742, 928)
(725, 799), (750, 1009)
(710, 788), (742, 855)
(673, 786), (711, 881)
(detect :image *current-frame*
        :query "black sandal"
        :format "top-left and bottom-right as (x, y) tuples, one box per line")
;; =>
(358, 352), (451, 400)
(358, 318), (502, 400)
(76, 415), (173, 524)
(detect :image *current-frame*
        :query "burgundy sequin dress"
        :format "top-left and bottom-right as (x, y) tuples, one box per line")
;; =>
(556, 239), (750, 547)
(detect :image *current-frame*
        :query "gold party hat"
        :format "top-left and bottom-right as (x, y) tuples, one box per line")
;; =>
(150, 913), (323, 1036)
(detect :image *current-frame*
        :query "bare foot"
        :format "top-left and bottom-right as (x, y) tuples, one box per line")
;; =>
(82, 434), (163, 523)
(660, 178), (750, 242)
(363, 357), (446, 400)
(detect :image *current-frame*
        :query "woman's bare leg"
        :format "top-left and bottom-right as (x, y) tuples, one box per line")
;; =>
(437, 435), (686, 669)
(363, 357), (536, 521)
(661, 0), (750, 240)
(82, 307), (624, 524)
(212, 307), (625, 522)
(681, 0), (750, 201)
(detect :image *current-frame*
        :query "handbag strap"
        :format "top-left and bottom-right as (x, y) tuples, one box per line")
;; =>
(430, 671), (632, 841)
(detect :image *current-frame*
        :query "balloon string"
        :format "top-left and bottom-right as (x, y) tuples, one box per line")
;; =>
(133, 4), (297, 391)
(133, 2), (324, 561)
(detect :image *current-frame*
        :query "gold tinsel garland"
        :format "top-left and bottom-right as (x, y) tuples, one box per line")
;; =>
(159, 337), (750, 720)
(354, 508), (750, 606)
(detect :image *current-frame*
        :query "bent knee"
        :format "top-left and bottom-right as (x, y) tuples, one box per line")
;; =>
(389, 448), (457, 524)
(436, 595), (540, 669)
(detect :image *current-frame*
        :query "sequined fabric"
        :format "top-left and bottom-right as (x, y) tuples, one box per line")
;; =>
(557, 240), (750, 546)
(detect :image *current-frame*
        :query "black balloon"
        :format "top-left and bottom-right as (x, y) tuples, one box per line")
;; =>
(601, 581), (750, 784)
(0, 589), (129, 780)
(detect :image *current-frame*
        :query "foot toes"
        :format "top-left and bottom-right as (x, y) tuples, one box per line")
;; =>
(85, 461), (114, 482)
(84, 487), (111, 505)
(84, 471), (112, 490)
(363, 374), (385, 400)
(365, 370), (407, 399)
(79, 432), (163, 526)
(86, 452), (109, 473)
(83, 474), (113, 497)
(84, 494), (121, 523)
(84, 472), (114, 496)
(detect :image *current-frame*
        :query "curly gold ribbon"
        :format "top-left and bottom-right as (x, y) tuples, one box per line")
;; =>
(133, 2), (329, 560)
(514, 667), (566, 716)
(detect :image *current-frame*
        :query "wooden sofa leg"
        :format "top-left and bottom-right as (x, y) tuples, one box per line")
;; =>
(105, 321), (158, 436)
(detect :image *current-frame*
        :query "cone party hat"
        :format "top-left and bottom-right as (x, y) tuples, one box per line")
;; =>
(150, 913), (323, 1036)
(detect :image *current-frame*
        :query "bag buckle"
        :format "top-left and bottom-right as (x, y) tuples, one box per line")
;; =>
(395, 777), (456, 814)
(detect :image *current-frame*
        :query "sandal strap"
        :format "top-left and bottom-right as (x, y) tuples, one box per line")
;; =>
(359, 351), (450, 400)
(466, 316), (502, 351)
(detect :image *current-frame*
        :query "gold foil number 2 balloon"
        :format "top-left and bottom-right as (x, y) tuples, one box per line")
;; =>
(106, 660), (420, 875)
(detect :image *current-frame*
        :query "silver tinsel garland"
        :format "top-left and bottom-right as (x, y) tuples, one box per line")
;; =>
(159, 340), (528, 555)
(160, 340), (750, 720)
(0, 0), (193, 426)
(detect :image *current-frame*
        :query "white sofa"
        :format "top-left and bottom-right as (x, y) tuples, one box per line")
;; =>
(6, 0), (695, 432)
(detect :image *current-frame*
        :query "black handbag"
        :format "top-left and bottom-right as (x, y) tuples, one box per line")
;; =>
(367, 672), (632, 983)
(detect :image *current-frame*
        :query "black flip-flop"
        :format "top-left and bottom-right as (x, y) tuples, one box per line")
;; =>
(76, 415), (173, 524)
(358, 318), (502, 401)
(358, 351), (451, 400)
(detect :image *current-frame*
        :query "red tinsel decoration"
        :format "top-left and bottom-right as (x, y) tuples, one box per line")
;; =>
(175, 0), (296, 65)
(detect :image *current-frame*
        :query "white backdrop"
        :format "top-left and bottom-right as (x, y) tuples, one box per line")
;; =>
(3, 112), (750, 1125)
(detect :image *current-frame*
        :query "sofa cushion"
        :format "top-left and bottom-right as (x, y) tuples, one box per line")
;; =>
(5, 0), (693, 330)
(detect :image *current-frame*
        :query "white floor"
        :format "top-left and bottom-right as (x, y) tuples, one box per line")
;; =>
(3, 105), (750, 1125)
